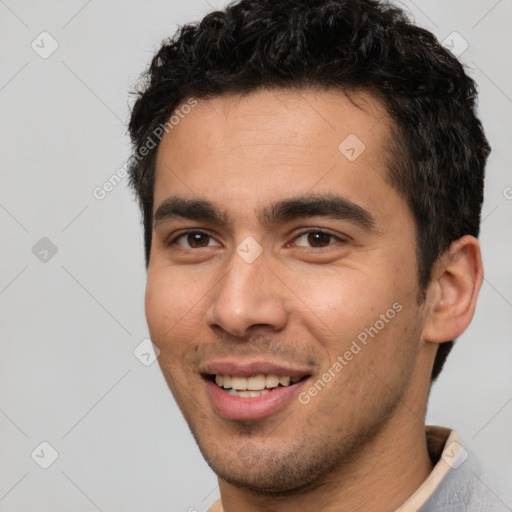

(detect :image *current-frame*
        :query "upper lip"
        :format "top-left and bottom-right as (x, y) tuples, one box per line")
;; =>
(200, 359), (313, 379)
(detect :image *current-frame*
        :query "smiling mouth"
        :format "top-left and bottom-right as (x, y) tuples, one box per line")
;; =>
(205, 373), (310, 397)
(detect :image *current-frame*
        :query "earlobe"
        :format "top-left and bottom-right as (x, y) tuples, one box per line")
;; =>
(422, 235), (483, 344)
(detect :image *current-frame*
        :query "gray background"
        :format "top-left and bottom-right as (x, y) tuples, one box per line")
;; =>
(1, 1), (511, 510)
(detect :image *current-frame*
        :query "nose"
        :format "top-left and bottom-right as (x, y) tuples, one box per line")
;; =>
(204, 252), (289, 338)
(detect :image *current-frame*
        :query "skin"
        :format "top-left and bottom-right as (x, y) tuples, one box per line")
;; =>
(145, 88), (483, 512)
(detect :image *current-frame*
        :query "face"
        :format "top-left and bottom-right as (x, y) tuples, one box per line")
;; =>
(145, 89), (429, 493)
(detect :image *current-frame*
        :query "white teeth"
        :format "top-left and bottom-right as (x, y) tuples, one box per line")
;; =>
(231, 376), (247, 390)
(279, 376), (290, 386)
(247, 374), (266, 390)
(225, 389), (271, 397)
(265, 374), (280, 388)
(214, 373), (302, 391)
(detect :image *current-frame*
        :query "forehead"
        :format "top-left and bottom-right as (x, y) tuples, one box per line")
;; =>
(157, 88), (389, 156)
(153, 88), (398, 225)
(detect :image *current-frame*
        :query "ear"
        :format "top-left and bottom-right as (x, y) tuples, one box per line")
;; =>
(422, 235), (483, 344)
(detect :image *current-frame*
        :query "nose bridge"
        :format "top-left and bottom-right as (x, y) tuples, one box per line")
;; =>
(205, 248), (288, 337)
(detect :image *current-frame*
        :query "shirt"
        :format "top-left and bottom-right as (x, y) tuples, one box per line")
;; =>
(207, 425), (509, 511)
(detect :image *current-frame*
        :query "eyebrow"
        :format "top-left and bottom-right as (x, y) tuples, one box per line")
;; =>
(153, 193), (376, 231)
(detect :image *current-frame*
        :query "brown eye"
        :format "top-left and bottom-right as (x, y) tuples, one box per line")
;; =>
(293, 230), (341, 249)
(187, 232), (210, 248)
(171, 231), (220, 249)
(306, 231), (331, 247)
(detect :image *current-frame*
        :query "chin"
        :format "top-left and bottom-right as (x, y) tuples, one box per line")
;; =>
(197, 435), (348, 497)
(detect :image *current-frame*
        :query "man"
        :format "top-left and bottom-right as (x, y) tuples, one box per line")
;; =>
(127, 0), (505, 510)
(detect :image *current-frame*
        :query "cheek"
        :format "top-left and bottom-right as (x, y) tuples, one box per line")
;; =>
(144, 274), (173, 338)
(144, 268), (206, 356)
(290, 268), (386, 344)
(291, 259), (418, 372)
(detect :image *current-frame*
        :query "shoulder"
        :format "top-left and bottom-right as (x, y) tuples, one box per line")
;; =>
(419, 437), (509, 512)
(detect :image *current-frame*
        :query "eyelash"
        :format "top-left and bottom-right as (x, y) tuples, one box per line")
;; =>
(167, 229), (347, 252)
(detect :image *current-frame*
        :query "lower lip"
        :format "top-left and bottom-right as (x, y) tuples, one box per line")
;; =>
(204, 378), (309, 420)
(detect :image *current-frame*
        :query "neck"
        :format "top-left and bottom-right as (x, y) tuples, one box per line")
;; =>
(218, 393), (434, 512)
